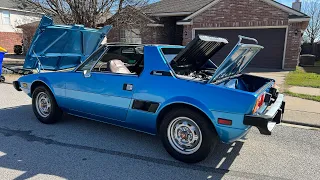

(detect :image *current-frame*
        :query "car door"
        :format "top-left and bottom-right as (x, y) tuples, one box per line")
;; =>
(64, 72), (137, 122)
(63, 46), (138, 122)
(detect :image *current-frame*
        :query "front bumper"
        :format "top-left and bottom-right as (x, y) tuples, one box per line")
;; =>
(13, 81), (22, 91)
(244, 94), (285, 135)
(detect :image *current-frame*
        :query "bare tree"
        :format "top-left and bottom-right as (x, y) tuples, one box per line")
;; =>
(303, 0), (320, 44)
(16, 0), (152, 28)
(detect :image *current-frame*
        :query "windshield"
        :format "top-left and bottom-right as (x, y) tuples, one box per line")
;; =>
(76, 46), (107, 71)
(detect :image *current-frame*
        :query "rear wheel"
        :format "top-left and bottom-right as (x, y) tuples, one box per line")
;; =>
(32, 86), (62, 124)
(160, 108), (218, 163)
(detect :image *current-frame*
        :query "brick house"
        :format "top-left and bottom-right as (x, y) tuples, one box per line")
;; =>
(107, 0), (310, 69)
(0, 0), (41, 53)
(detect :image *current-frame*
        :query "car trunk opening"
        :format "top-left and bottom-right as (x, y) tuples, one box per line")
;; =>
(215, 74), (274, 93)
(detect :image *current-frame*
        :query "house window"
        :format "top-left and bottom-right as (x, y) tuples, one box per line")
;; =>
(2, 11), (10, 25)
(120, 29), (142, 44)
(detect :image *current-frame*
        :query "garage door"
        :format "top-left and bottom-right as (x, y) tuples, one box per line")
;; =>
(195, 28), (286, 69)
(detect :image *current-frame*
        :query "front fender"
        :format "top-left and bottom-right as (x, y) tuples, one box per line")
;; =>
(35, 76), (55, 94)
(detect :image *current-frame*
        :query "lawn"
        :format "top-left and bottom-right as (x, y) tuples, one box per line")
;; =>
(284, 90), (320, 102)
(285, 65), (320, 88)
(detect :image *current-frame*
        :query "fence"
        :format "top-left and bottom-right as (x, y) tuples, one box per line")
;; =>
(301, 43), (320, 59)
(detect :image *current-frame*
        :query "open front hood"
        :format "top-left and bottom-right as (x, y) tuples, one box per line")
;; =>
(23, 15), (112, 70)
(170, 35), (228, 72)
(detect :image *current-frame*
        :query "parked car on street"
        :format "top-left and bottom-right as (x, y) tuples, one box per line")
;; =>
(13, 16), (285, 163)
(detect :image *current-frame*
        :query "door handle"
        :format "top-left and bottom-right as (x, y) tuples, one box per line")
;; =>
(123, 84), (133, 91)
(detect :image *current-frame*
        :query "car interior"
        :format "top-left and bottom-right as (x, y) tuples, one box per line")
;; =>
(92, 46), (144, 75)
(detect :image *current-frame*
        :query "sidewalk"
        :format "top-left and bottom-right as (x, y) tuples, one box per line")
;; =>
(288, 86), (320, 96)
(283, 96), (320, 128)
(3, 57), (25, 66)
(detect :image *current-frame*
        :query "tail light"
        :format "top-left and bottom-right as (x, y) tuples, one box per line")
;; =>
(252, 94), (265, 114)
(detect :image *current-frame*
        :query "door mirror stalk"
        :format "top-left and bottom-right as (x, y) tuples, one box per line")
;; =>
(83, 70), (91, 78)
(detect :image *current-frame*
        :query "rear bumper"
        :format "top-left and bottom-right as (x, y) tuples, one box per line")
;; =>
(244, 94), (285, 135)
(13, 81), (22, 91)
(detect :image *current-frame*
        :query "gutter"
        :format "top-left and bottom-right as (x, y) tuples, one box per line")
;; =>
(288, 18), (311, 23)
(0, 7), (45, 15)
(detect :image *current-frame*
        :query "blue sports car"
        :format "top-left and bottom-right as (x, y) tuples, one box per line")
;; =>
(13, 16), (285, 163)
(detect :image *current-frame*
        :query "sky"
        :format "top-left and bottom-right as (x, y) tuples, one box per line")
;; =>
(276, 0), (293, 7)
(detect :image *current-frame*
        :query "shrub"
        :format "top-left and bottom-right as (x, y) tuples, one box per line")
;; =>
(14, 45), (23, 55)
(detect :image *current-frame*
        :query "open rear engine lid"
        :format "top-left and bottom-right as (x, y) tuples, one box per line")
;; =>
(208, 36), (264, 83)
(23, 15), (112, 70)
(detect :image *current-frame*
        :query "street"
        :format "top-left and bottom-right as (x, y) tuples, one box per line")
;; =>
(0, 82), (319, 180)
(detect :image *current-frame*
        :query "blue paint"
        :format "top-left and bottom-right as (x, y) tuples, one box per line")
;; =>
(23, 15), (111, 70)
(17, 42), (277, 144)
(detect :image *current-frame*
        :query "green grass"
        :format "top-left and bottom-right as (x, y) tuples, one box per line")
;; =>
(284, 90), (320, 102)
(285, 67), (320, 88)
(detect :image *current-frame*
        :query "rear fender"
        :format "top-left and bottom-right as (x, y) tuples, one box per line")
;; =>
(158, 96), (216, 125)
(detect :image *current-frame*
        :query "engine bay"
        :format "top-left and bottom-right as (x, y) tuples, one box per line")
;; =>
(175, 69), (216, 81)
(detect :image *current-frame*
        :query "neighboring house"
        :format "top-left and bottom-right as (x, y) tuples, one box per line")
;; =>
(107, 0), (310, 70)
(0, 0), (41, 53)
(105, 6), (165, 45)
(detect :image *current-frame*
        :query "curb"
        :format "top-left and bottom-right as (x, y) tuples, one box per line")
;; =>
(282, 120), (320, 129)
(3, 61), (24, 65)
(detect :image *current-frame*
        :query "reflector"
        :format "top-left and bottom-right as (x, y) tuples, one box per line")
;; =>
(218, 118), (232, 125)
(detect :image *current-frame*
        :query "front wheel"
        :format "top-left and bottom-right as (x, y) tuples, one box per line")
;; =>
(160, 108), (218, 163)
(32, 86), (62, 124)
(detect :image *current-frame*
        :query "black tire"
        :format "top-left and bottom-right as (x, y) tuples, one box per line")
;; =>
(32, 85), (62, 124)
(0, 76), (5, 83)
(160, 108), (218, 163)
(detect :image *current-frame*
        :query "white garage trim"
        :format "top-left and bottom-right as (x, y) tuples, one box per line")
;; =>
(289, 18), (310, 22)
(192, 26), (289, 69)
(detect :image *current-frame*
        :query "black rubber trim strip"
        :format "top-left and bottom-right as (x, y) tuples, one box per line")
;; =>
(13, 81), (22, 91)
(132, 100), (160, 113)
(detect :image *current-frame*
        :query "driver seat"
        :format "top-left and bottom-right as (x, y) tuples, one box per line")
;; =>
(107, 60), (131, 74)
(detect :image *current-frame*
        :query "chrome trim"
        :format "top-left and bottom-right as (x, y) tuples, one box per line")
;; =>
(167, 117), (202, 155)
(35, 91), (51, 118)
(264, 94), (284, 118)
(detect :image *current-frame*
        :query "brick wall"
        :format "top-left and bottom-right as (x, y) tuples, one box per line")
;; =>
(106, 8), (165, 44)
(182, 0), (306, 69)
(0, 32), (22, 53)
(284, 22), (305, 69)
(107, 24), (165, 44)
(183, 0), (289, 44)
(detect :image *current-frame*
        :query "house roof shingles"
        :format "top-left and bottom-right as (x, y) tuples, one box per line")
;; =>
(143, 0), (213, 14)
(0, 0), (42, 13)
(0, 0), (20, 9)
(144, 0), (308, 18)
